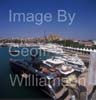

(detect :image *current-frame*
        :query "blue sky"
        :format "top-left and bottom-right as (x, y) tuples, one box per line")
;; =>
(0, 0), (96, 40)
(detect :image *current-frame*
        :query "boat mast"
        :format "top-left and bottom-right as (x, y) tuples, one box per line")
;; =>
(44, 31), (47, 44)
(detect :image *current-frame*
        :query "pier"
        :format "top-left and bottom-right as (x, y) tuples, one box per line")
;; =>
(63, 46), (96, 65)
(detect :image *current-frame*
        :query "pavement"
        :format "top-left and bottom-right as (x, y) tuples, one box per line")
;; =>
(60, 70), (96, 100)
(78, 71), (96, 100)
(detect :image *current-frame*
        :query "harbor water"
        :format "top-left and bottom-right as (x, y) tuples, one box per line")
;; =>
(0, 47), (51, 99)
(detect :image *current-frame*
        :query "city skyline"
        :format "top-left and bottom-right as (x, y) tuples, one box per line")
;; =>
(0, 0), (96, 40)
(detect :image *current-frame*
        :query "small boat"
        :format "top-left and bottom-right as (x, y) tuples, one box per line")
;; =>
(9, 50), (19, 55)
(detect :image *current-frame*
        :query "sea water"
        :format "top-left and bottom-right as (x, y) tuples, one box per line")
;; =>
(0, 47), (50, 99)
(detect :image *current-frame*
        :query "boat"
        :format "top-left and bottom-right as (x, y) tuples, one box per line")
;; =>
(61, 54), (86, 72)
(9, 50), (19, 55)
(39, 43), (86, 72)
(43, 55), (86, 73)
(9, 57), (68, 100)
(43, 56), (75, 76)
(39, 43), (64, 55)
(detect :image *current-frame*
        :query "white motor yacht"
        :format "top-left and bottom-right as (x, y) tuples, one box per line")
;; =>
(43, 56), (75, 75)
(56, 55), (86, 72)
(39, 43), (64, 55)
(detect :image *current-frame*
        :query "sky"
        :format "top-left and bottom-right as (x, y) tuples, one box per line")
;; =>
(0, 0), (96, 40)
